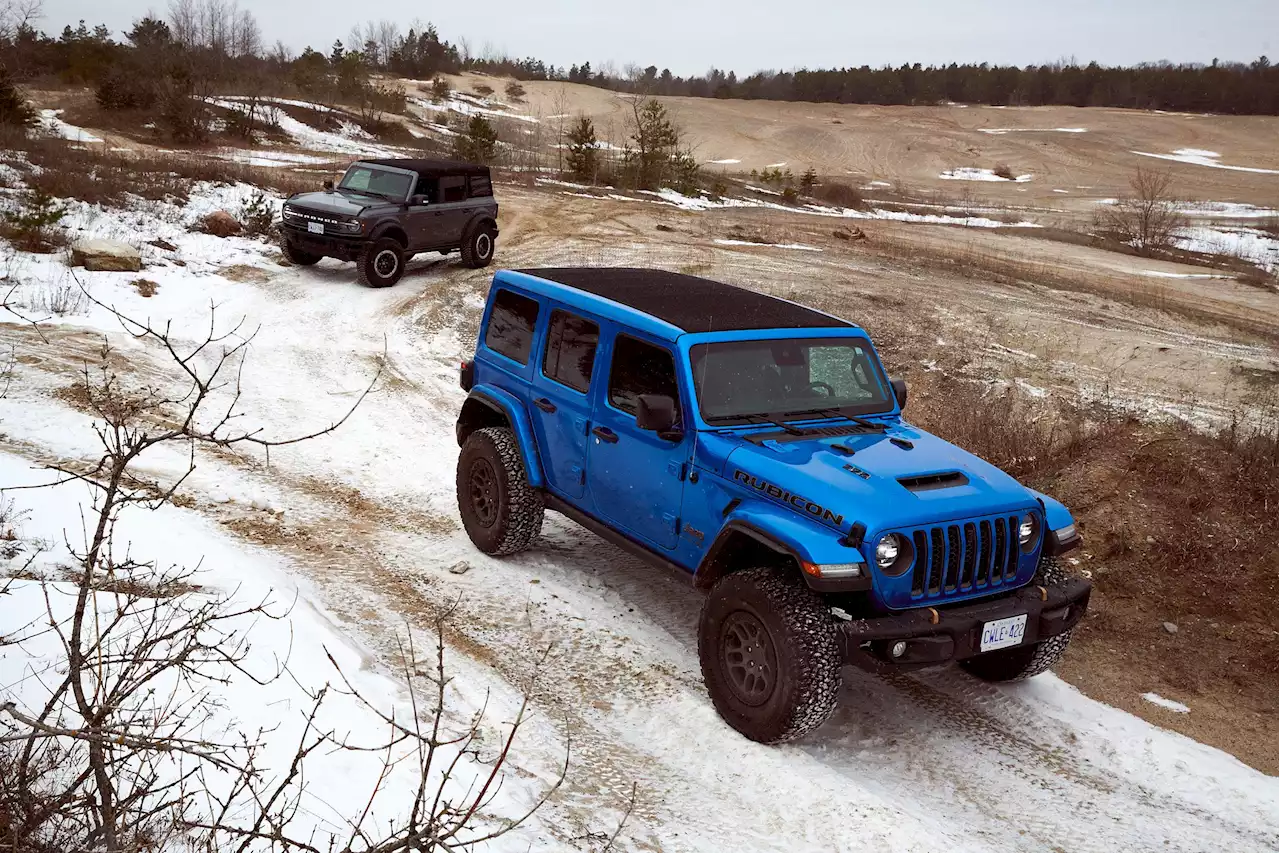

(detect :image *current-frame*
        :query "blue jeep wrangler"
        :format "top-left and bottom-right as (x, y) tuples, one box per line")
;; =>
(455, 268), (1091, 743)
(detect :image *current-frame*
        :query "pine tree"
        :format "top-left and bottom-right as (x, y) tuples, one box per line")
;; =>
(565, 116), (599, 182)
(453, 115), (498, 164)
(0, 67), (36, 131)
(800, 167), (818, 195)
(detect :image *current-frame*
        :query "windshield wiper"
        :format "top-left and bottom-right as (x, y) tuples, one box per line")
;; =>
(781, 407), (887, 432)
(706, 412), (805, 435)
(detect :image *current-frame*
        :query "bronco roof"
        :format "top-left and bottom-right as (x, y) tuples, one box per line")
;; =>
(358, 158), (490, 178)
(514, 267), (852, 333)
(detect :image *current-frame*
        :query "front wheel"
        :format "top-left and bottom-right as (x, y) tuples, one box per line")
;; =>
(280, 234), (321, 266)
(358, 237), (405, 288)
(456, 427), (543, 556)
(960, 556), (1075, 682)
(460, 223), (496, 268)
(698, 568), (841, 743)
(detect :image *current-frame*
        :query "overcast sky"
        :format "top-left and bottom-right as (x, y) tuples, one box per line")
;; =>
(35, 0), (1279, 76)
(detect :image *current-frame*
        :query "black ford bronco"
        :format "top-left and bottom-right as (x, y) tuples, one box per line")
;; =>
(278, 158), (499, 287)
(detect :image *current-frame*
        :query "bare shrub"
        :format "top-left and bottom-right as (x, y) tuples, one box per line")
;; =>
(812, 181), (864, 209)
(1095, 167), (1189, 255)
(504, 81), (526, 102)
(472, 82), (494, 97)
(992, 163), (1015, 180)
(29, 280), (88, 316)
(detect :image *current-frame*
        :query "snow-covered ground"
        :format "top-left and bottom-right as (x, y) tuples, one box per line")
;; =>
(978, 127), (1087, 134)
(210, 98), (404, 158)
(1131, 148), (1279, 175)
(37, 109), (103, 143)
(1176, 224), (1278, 272)
(0, 179), (1275, 852)
(714, 238), (822, 251)
(939, 167), (1033, 182)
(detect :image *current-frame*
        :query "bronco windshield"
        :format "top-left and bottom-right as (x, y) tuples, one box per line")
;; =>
(338, 164), (414, 200)
(690, 337), (894, 424)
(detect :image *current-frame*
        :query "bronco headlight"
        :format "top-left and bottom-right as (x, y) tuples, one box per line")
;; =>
(281, 204), (300, 222)
(336, 219), (362, 234)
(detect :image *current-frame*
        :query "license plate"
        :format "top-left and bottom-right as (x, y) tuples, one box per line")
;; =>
(980, 614), (1027, 652)
(307, 222), (324, 234)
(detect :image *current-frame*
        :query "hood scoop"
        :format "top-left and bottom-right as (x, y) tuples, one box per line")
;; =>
(898, 471), (969, 492)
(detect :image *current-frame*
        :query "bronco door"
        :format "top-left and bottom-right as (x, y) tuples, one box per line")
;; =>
(586, 330), (691, 550)
(530, 306), (600, 500)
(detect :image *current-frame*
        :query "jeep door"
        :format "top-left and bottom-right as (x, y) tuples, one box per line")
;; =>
(586, 330), (690, 550)
(529, 306), (600, 500)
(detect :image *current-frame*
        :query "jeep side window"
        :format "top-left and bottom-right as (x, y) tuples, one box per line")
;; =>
(469, 175), (492, 197)
(484, 289), (539, 364)
(439, 176), (467, 203)
(542, 310), (599, 393)
(607, 335), (678, 417)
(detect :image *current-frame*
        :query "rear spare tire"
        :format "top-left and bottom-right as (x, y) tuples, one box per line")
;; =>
(358, 236), (405, 288)
(698, 568), (841, 743)
(456, 426), (543, 556)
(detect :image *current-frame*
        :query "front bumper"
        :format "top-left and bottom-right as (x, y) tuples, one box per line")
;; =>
(838, 576), (1091, 672)
(280, 223), (368, 261)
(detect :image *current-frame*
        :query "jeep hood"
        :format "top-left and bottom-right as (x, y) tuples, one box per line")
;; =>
(708, 423), (1038, 535)
(287, 190), (382, 217)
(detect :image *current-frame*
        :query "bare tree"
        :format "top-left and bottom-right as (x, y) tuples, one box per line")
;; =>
(552, 86), (571, 175)
(0, 0), (41, 40)
(1096, 167), (1188, 256)
(0, 292), (601, 851)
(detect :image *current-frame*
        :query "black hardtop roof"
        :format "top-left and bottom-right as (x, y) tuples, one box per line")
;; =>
(514, 267), (853, 333)
(358, 158), (490, 179)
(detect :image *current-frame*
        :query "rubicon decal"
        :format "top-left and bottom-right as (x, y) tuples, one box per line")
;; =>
(733, 470), (844, 526)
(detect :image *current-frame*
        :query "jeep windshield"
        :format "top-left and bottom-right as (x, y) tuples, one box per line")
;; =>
(338, 165), (413, 201)
(691, 337), (894, 424)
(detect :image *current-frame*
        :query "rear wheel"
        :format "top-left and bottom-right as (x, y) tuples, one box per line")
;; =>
(698, 568), (841, 743)
(358, 237), (405, 288)
(280, 234), (321, 266)
(460, 223), (496, 268)
(960, 556), (1074, 682)
(456, 427), (543, 556)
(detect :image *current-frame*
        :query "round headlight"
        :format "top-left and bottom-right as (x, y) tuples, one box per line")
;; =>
(875, 533), (901, 569)
(1019, 513), (1035, 545)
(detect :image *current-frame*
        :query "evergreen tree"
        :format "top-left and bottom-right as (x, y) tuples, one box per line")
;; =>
(565, 116), (599, 182)
(453, 115), (498, 164)
(0, 67), (36, 131)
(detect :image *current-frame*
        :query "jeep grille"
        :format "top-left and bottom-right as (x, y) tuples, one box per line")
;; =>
(908, 515), (1023, 598)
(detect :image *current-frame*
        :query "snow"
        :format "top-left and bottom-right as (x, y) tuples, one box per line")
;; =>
(765, 162), (787, 168)
(714, 239), (822, 251)
(978, 127), (1087, 134)
(1175, 225), (1278, 271)
(210, 99), (402, 158)
(37, 109), (103, 143)
(1053, 189), (1070, 194)
(939, 167), (1033, 182)
(1176, 201), (1279, 219)
(213, 148), (336, 167)
(706, 158), (741, 164)
(1, 179), (1277, 852)
(1140, 270), (1234, 280)
(412, 93), (541, 124)
(1131, 148), (1279, 175)
(865, 180), (893, 188)
(1143, 693), (1191, 714)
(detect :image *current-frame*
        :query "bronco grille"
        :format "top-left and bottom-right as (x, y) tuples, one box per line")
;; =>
(908, 515), (1024, 599)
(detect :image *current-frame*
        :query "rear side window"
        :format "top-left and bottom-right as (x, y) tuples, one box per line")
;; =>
(469, 174), (492, 197)
(485, 289), (539, 364)
(439, 175), (467, 203)
(608, 335), (678, 416)
(542, 310), (599, 393)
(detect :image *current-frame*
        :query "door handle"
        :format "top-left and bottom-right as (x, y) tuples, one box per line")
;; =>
(534, 397), (557, 413)
(592, 426), (618, 444)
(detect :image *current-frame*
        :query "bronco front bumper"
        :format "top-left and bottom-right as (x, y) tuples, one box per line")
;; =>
(838, 577), (1091, 672)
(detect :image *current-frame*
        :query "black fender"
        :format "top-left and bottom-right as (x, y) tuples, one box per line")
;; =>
(462, 212), (498, 239)
(455, 386), (544, 487)
(694, 521), (805, 590)
(368, 221), (410, 247)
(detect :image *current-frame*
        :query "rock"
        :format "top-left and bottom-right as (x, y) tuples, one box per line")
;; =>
(1145, 535), (1156, 544)
(147, 238), (178, 251)
(447, 561), (470, 575)
(833, 225), (866, 241)
(200, 210), (243, 238)
(70, 238), (142, 272)
(1162, 621), (1179, 634)
(655, 223), (675, 233)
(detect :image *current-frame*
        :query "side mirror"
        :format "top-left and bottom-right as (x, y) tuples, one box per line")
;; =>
(636, 394), (678, 436)
(890, 377), (908, 410)
(409, 194), (428, 206)
(322, 179), (334, 191)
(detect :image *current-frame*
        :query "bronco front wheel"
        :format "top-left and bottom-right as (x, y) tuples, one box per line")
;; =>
(358, 237), (405, 288)
(698, 568), (841, 743)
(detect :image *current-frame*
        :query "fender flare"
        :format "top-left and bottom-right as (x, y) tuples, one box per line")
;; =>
(369, 221), (410, 246)
(465, 385), (544, 488)
(463, 212), (498, 239)
(693, 518), (806, 590)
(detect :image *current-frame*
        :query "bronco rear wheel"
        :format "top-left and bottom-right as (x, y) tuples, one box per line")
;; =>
(460, 222), (496, 268)
(456, 427), (543, 556)
(358, 236), (405, 288)
(960, 556), (1074, 682)
(698, 568), (841, 743)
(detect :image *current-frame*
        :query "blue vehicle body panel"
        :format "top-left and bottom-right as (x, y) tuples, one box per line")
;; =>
(465, 269), (1079, 613)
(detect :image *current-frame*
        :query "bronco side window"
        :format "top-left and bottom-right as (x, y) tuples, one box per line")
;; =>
(469, 174), (492, 197)
(439, 175), (467, 203)
(608, 335), (678, 417)
(542, 310), (599, 393)
(484, 289), (539, 364)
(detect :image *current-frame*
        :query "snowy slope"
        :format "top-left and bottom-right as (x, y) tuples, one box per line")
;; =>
(0, 186), (1275, 852)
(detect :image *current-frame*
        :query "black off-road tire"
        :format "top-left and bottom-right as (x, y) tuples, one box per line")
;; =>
(460, 223), (496, 268)
(358, 236), (406, 288)
(698, 568), (841, 744)
(280, 234), (321, 266)
(960, 556), (1074, 683)
(456, 427), (543, 556)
